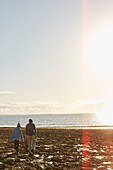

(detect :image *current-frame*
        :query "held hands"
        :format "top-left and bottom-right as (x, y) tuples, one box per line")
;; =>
(20, 139), (24, 144)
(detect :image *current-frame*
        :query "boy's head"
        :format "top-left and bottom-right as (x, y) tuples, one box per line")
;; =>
(17, 122), (21, 127)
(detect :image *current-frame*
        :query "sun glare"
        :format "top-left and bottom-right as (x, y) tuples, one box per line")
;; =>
(97, 100), (113, 126)
(90, 26), (113, 75)
(97, 112), (113, 126)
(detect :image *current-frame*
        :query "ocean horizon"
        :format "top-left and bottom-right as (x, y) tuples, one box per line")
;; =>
(0, 113), (113, 128)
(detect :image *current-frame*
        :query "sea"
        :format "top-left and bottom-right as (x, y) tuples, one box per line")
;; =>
(0, 113), (113, 129)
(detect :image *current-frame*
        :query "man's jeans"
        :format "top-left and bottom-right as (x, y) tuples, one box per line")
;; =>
(27, 135), (36, 150)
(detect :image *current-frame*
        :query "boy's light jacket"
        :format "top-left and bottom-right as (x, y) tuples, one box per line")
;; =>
(12, 127), (24, 141)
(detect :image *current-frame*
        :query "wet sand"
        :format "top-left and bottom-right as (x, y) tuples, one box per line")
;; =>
(0, 127), (113, 169)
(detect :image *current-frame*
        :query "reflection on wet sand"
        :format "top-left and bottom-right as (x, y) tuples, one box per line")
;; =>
(0, 128), (113, 169)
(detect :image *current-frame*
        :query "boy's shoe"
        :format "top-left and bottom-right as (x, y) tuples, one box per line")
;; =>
(31, 149), (34, 154)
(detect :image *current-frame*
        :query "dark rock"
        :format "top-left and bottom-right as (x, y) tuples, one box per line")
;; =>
(51, 156), (62, 162)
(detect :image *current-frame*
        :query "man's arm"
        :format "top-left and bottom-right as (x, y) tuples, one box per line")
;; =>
(34, 124), (36, 136)
(25, 124), (28, 135)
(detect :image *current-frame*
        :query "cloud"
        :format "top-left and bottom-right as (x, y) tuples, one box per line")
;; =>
(0, 91), (16, 94)
(76, 100), (105, 113)
(0, 99), (106, 115)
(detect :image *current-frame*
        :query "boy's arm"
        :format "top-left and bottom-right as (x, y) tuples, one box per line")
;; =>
(20, 129), (24, 142)
(12, 129), (15, 141)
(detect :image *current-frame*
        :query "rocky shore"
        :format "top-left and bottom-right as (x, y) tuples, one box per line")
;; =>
(0, 127), (113, 169)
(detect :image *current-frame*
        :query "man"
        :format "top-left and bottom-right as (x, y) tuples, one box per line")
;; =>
(25, 119), (36, 153)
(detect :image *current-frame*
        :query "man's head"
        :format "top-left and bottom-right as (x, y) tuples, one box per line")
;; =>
(29, 119), (33, 123)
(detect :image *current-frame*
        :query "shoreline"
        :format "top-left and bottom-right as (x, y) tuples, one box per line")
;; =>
(1, 125), (113, 130)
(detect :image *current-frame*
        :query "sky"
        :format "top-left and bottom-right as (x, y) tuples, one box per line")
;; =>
(1, 0), (113, 115)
